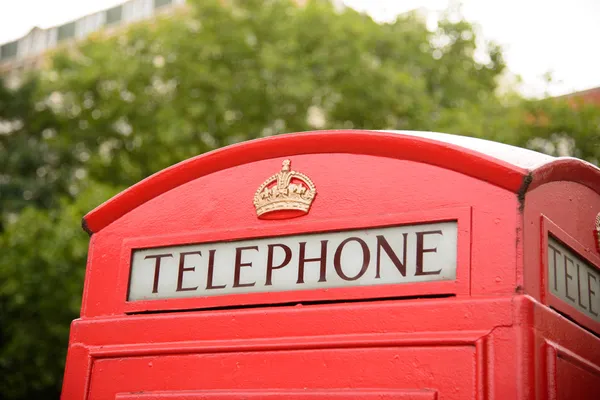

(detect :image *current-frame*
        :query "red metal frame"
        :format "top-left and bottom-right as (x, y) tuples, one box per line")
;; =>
(533, 293), (600, 400)
(82, 130), (529, 234)
(115, 390), (438, 399)
(79, 147), (521, 317)
(62, 296), (515, 400)
(540, 214), (600, 334)
(61, 130), (600, 400)
(522, 177), (600, 309)
(529, 158), (600, 195)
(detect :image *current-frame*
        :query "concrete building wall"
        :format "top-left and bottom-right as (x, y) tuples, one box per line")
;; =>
(0, 0), (183, 77)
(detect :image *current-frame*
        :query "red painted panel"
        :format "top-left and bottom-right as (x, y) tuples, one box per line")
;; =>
(529, 158), (600, 196)
(539, 342), (600, 400)
(540, 217), (600, 334)
(62, 130), (600, 400)
(523, 181), (600, 335)
(555, 347), (600, 400)
(81, 154), (519, 317)
(531, 297), (600, 399)
(83, 130), (529, 234)
(61, 297), (518, 399)
(116, 389), (437, 400)
(88, 347), (473, 400)
(69, 298), (512, 347)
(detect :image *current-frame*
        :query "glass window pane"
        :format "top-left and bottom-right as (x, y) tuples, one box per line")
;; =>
(154, 0), (173, 9)
(57, 22), (76, 41)
(106, 5), (123, 25)
(0, 41), (18, 60)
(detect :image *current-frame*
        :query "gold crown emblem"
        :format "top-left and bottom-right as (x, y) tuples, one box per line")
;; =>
(595, 213), (600, 254)
(253, 159), (316, 219)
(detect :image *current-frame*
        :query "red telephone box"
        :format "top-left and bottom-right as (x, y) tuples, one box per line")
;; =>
(61, 130), (600, 400)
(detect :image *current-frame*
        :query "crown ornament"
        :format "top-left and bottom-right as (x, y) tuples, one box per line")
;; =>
(594, 213), (600, 254)
(253, 159), (316, 219)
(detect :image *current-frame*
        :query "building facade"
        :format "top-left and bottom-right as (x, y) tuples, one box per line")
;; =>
(0, 0), (186, 79)
(0, 0), (346, 85)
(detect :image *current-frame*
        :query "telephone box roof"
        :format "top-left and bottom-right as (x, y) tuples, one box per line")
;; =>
(377, 130), (556, 170)
(83, 129), (600, 234)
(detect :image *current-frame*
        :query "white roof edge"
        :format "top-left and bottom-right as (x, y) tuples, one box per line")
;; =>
(375, 130), (557, 170)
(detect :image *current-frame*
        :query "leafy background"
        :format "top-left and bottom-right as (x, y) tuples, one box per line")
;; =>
(0, 0), (598, 398)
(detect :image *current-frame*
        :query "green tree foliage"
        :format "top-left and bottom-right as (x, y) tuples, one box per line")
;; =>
(34, 0), (516, 190)
(0, 76), (77, 228)
(521, 97), (600, 163)
(0, 0), (599, 398)
(0, 184), (120, 399)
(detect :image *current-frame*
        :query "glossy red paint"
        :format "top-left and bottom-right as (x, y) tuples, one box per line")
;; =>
(115, 390), (440, 400)
(523, 181), (600, 327)
(539, 216), (600, 334)
(82, 130), (529, 234)
(62, 130), (600, 400)
(527, 158), (600, 194)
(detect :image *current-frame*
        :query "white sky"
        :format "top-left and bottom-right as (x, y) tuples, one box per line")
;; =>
(1, 0), (599, 98)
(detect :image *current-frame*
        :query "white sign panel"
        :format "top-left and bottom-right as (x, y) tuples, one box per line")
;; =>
(548, 236), (600, 323)
(128, 222), (458, 301)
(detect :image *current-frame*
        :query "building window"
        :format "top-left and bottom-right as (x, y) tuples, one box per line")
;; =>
(0, 41), (18, 60)
(154, 0), (173, 9)
(57, 22), (76, 42)
(106, 5), (123, 25)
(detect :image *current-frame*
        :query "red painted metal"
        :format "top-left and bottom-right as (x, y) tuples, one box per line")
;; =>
(539, 216), (600, 334)
(62, 130), (600, 400)
(115, 390), (439, 400)
(82, 130), (529, 234)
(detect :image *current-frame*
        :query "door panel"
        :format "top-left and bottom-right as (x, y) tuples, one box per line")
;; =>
(89, 346), (474, 400)
(116, 389), (437, 399)
(556, 353), (600, 400)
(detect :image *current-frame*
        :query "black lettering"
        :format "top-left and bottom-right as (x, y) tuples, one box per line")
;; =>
(375, 234), (407, 278)
(145, 253), (173, 293)
(548, 243), (562, 291)
(577, 263), (587, 309)
(564, 255), (575, 302)
(334, 237), (370, 281)
(206, 249), (226, 290)
(589, 272), (599, 317)
(265, 244), (292, 286)
(177, 251), (201, 292)
(297, 240), (328, 284)
(415, 230), (443, 276)
(233, 246), (258, 288)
